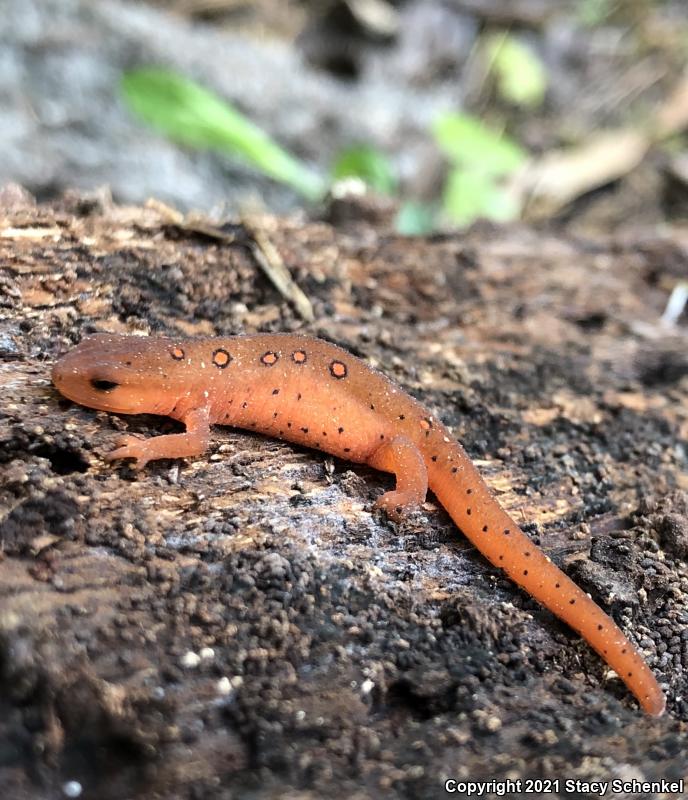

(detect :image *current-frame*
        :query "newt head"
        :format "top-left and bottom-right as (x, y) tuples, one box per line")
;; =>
(52, 333), (185, 416)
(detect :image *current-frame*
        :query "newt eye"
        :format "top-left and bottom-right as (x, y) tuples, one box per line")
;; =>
(90, 378), (119, 392)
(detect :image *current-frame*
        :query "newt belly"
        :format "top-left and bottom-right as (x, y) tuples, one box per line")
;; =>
(51, 332), (666, 716)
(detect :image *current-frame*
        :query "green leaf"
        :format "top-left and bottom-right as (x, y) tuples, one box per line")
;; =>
(442, 168), (520, 226)
(121, 68), (325, 201)
(577, 0), (614, 27)
(331, 145), (396, 194)
(432, 112), (527, 176)
(395, 201), (436, 236)
(485, 32), (547, 108)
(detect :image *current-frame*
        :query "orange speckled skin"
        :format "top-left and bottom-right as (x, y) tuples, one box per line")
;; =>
(52, 333), (665, 716)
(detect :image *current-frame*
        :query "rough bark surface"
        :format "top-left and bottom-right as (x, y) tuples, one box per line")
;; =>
(1, 195), (687, 799)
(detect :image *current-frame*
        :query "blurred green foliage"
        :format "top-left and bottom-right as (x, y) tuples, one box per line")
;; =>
(121, 68), (325, 201)
(433, 112), (527, 226)
(331, 145), (397, 194)
(577, 0), (615, 26)
(395, 201), (438, 236)
(433, 113), (526, 174)
(122, 68), (531, 234)
(484, 32), (548, 108)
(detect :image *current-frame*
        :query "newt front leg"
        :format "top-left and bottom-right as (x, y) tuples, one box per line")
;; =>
(105, 407), (211, 469)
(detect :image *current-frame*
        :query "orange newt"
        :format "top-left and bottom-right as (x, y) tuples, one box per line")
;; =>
(52, 332), (666, 716)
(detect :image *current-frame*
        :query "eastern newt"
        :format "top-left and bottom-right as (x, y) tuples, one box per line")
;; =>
(51, 332), (666, 716)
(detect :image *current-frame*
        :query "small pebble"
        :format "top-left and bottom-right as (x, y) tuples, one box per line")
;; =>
(180, 651), (201, 668)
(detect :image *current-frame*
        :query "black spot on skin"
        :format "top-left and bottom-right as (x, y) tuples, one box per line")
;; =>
(261, 351), (279, 366)
(338, 427), (344, 434)
(322, 432), (327, 437)
(523, 570), (528, 576)
(503, 529), (511, 535)
(370, 404), (375, 410)
(399, 415), (405, 420)
(273, 412), (278, 418)
(555, 583), (560, 588)
(272, 388), (279, 395)
(451, 467), (458, 474)
(628, 672), (633, 677)
(212, 348), (232, 368)
(524, 551), (531, 557)
(431, 456), (437, 462)
(466, 509), (471, 515)
(482, 525), (488, 532)
(379, 434), (385, 440)
(466, 489), (472, 495)
(90, 379), (119, 392)
(278, 429), (284, 435)
(499, 555), (504, 560)
(395, 506), (402, 514)
(344, 447), (351, 452)
(622, 649), (627, 654)
(569, 599), (576, 605)
(329, 360), (348, 379)
(125, 361), (132, 366)
(301, 427), (309, 434)
(297, 393), (302, 401)
(597, 625), (603, 630)
(224, 413), (230, 420)
(242, 402), (248, 409)
(287, 422), (292, 428)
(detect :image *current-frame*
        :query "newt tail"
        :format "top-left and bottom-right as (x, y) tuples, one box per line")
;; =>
(51, 332), (666, 716)
(429, 438), (665, 717)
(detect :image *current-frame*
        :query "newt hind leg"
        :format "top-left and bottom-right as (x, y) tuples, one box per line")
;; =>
(367, 435), (428, 522)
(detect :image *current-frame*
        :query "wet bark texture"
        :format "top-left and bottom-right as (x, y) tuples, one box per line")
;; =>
(1, 195), (687, 799)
